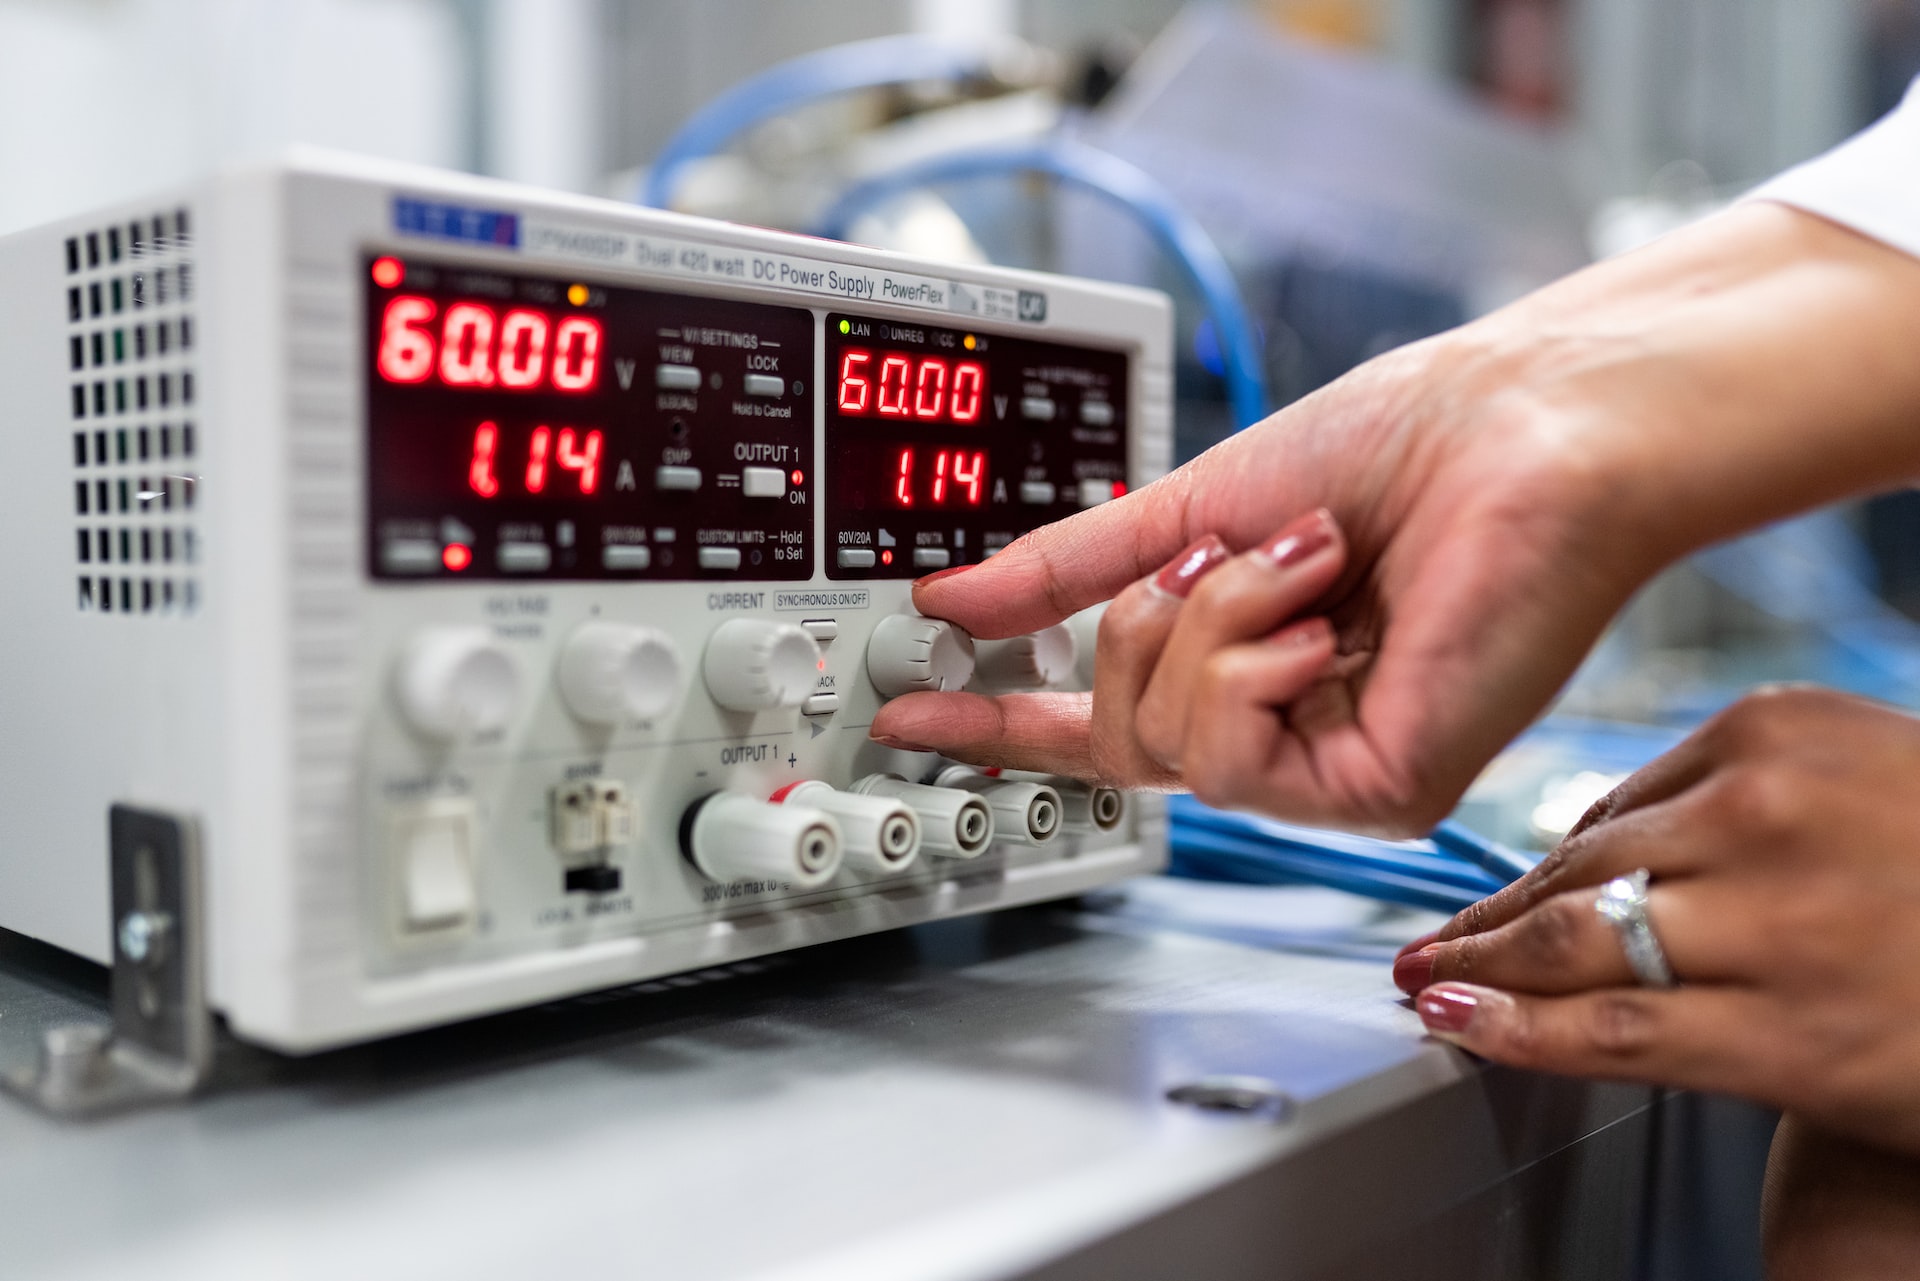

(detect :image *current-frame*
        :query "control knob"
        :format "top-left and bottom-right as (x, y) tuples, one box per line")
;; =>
(971, 623), (1078, 690)
(866, 614), (975, 697)
(704, 619), (823, 712)
(396, 627), (520, 740)
(557, 622), (684, 725)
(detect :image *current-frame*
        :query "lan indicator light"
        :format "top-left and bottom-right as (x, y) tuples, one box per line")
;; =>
(838, 319), (851, 334)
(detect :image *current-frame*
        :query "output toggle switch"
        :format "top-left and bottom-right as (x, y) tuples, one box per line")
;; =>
(557, 622), (684, 725)
(395, 626), (520, 740)
(970, 623), (1078, 691)
(703, 619), (823, 712)
(866, 614), (975, 697)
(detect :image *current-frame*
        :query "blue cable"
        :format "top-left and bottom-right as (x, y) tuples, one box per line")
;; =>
(639, 34), (1005, 211)
(813, 137), (1269, 431)
(1429, 819), (1539, 883)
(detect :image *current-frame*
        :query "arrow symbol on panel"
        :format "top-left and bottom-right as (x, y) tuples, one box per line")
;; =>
(993, 394), (1008, 420)
(615, 358), (636, 390)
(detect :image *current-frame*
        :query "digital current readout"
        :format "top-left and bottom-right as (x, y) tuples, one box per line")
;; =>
(825, 312), (1130, 579)
(364, 254), (814, 582)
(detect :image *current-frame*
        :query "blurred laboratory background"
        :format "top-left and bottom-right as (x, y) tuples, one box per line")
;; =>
(8, 0), (1920, 849)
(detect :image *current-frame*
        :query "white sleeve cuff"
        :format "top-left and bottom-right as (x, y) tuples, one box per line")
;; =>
(1745, 77), (1920, 261)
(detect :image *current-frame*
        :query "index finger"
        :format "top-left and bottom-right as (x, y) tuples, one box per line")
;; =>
(913, 470), (1199, 639)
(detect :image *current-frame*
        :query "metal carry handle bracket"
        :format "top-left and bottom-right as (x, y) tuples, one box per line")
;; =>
(2, 806), (213, 1118)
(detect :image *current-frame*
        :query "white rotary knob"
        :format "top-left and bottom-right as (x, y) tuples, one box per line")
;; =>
(866, 614), (975, 697)
(396, 626), (521, 739)
(557, 622), (684, 725)
(703, 619), (823, 712)
(971, 623), (1078, 690)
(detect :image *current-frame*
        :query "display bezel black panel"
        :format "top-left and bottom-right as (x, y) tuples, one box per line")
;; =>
(363, 254), (815, 582)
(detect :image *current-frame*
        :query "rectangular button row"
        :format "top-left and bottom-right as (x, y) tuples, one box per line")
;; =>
(1019, 397), (1116, 425)
(655, 465), (786, 498)
(837, 547), (949, 570)
(656, 364), (785, 397)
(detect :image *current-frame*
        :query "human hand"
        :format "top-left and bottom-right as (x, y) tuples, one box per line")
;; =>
(1394, 687), (1920, 1157)
(871, 203), (1920, 833)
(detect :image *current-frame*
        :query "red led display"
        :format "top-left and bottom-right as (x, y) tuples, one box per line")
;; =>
(467, 421), (603, 498)
(376, 296), (602, 393)
(838, 350), (984, 424)
(891, 447), (987, 508)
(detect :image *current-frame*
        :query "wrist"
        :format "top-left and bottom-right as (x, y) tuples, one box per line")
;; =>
(1462, 201), (1920, 571)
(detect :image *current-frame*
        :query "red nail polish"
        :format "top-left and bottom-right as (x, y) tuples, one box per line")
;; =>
(1269, 618), (1333, 647)
(1392, 945), (1438, 995)
(1262, 509), (1336, 570)
(1152, 535), (1230, 599)
(1417, 986), (1480, 1035)
(1395, 929), (1442, 962)
(872, 734), (934, 753)
(916, 564), (972, 587)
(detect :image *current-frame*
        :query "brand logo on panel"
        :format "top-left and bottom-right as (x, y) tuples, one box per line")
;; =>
(1018, 290), (1048, 322)
(393, 197), (521, 249)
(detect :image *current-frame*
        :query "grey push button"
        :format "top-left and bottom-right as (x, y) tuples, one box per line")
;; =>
(802, 692), (840, 717)
(1077, 478), (1116, 508)
(801, 619), (839, 642)
(743, 374), (784, 397)
(1080, 400), (1115, 426)
(656, 364), (701, 391)
(498, 542), (552, 572)
(837, 548), (876, 570)
(697, 546), (742, 571)
(602, 545), (652, 571)
(741, 466), (786, 498)
(382, 539), (440, 574)
(655, 465), (702, 492)
(1019, 481), (1057, 505)
(1021, 396), (1057, 422)
(912, 547), (950, 570)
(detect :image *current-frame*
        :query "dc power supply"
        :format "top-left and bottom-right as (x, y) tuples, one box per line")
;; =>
(0, 152), (1172, 1054)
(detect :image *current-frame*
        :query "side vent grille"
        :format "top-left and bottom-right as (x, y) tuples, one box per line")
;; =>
(66, 209), (201, 616)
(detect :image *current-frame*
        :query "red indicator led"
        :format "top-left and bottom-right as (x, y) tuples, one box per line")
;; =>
(790, 469), (804, 486)
(442, 543), (473, 572)
(1112, 481), (1128, 497)
(370, 256), (404, 289)
(880, 549), (894, 566)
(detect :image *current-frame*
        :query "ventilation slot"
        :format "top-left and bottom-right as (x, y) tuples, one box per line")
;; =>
(67, 207), (200, 617)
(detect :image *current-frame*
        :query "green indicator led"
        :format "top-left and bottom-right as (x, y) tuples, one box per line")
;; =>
(838, 319), (850, 334)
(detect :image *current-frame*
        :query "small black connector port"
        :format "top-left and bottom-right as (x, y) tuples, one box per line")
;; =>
(564, 866), (622, 894)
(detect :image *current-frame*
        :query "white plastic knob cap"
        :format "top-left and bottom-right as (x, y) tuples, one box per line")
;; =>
(704, 619), (823, 712)
(397, 627), (520, 740)
(558, 622), (684, 724)
(866, 614), (976, 697)
(971, 623), (1078, 690)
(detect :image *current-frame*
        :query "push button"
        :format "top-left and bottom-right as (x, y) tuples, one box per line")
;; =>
(656, 364), (701, 390)
(801, 619), (838, 642)
(1021, 396), (1057, 422)
(1077, 478), (1116, 508)
(698, 546), (742, 571)
(602, 544), (651, 570)
(382, 539), (440, 574)
(743, 374), (784, 397)
(497, 542), (552, 572)
(1080, 400), (1115, 426)
(802, 692), (840, 716)
(741, 466), (786, 498)
(912, 548), (950, 570)
(1019, 481), (1057, 505)
(838, 548), (876, 569)
(655, 465), (702, 492)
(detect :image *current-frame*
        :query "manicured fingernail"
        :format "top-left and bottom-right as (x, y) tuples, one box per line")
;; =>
(1416, 985), (1482, 1036)
(1395, 929), (1442, 962)
(1150, 535), (1231, 600)
(915, 564), (972, 587)
(871, 734), (933, 752)
(1392, 944), (1439, 995)
(1262, 508), (1336, 570)
(1269, 618), (1333, 647)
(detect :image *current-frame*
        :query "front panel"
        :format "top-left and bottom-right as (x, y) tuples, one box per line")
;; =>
(19, 157), (1175, 1050)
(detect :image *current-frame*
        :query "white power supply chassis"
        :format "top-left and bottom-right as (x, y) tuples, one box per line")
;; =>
(0, 152), (1172, 1070)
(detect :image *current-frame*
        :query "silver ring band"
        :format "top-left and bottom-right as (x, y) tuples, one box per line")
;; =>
(1594, 868), (1676, 988)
